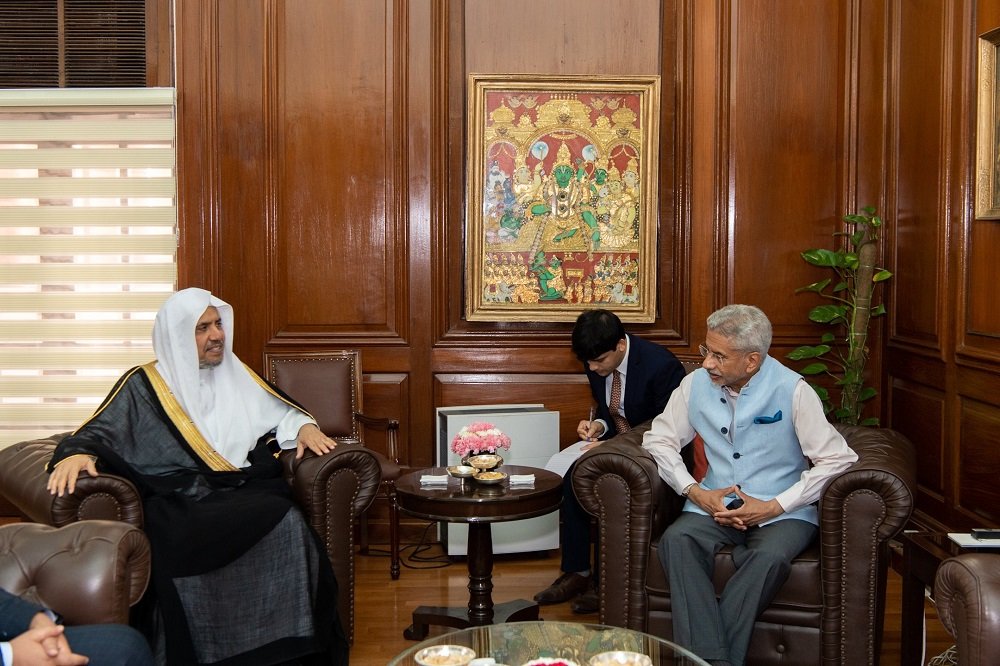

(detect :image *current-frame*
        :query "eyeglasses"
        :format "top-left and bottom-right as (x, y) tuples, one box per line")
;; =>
(699, 344), (732, 364)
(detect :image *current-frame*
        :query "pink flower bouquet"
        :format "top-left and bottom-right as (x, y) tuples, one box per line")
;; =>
(450, 421), (512, 457)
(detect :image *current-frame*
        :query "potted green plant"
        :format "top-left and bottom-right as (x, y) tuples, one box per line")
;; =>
(787, 206), (892, 426)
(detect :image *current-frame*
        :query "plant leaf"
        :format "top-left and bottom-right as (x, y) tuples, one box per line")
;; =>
(860, 416), (880, 426)
(795, 278), (831, 293)
(873, 269), (892, 282)
(809, 304), (848, 323)
(833, 280), (848, 292)
(799, 362), (829, 375)
(871, 304), (886, 316)
(858, 386), (878, 401)
(820, 332), (836, 343)
(801, 248), (840, 267)
(787, 345), (831, 360)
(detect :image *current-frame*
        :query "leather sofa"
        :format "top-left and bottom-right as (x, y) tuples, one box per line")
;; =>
(935, 553), (1000, 666)
(0, 433), (382, 643)
(0, 520), (150, 626)
(572, 422), (916, 665)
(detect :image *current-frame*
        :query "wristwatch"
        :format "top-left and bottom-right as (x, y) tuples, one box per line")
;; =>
(682, 482), (696, 497)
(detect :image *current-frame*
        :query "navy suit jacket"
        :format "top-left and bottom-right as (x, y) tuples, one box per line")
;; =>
(585, 333), (686, 439)
(0, 588), (46, 660)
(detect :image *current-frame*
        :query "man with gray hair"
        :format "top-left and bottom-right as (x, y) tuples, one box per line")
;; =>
(641, 304), (858, 666)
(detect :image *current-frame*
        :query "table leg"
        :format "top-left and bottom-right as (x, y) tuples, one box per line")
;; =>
(899, 565), (924, 666)
(467, 522), (494, 624)
(899, 539), (941, 666)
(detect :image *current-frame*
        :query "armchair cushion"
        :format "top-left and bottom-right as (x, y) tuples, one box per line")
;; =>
(0, 520), (150, 626)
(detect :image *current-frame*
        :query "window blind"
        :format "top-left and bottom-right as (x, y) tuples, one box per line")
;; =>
(0, 88), (176, 446)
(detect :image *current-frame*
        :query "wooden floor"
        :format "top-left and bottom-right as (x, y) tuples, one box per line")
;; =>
(351, 541), (954, 665)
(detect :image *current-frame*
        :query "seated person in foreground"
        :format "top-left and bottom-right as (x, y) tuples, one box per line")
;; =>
(0, 587), (153, 666)
(536, 309), (685, 613)
(47, 288), (348, 666)
(641, 304), (858, 666)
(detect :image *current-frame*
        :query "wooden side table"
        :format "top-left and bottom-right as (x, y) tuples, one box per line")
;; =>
(395, 465), (563, 640)
(900, 531), (990, 666)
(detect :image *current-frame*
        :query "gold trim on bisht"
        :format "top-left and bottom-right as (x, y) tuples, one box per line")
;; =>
(141, 362), (239, 472)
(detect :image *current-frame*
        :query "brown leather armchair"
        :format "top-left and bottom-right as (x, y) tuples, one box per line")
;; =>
(572, 423), (916, 666)
(263, 350), (403, 580)
(0, 433), (381, 643)
(935, 553), (1000, 666)
(0, 520), (150, 626)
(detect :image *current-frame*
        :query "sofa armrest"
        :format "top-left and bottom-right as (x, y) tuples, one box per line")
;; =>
(280, 442), (381, 644)
(0, 437), (144, 528)
(572, 423), (679, 631)
(819, 424), (916, 664)
(0, 521), (150, 626)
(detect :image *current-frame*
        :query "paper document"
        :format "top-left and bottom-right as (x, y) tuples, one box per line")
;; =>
(948, 532), (1000, 548)
(544, 440), (594, 478)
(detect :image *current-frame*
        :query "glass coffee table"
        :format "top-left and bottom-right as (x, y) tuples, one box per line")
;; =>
(388, 621), (709, 665)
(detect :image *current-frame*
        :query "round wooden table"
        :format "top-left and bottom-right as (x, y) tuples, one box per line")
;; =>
(395, 464), (562, 640)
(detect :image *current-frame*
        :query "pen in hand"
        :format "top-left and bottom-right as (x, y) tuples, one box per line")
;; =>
(588, 406), (596, 440)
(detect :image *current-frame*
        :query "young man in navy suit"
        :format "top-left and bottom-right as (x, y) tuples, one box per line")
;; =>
(534, 309), (686, 613)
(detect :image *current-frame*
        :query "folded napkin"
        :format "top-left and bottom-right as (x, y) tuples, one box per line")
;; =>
(419, 474), (449, 485)
(508, 474), (535, 486)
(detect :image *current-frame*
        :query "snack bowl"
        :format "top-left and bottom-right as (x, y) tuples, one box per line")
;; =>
(473, 470), (507, 485)
(447, 465), (477, 478)
(521, 659), (579, 666)
(414, 644), (476, 666)
(466, 454), (503, 470)
(588, 652), (652, 666)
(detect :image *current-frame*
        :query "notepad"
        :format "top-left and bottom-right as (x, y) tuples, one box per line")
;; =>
(508, 474), (535, 486)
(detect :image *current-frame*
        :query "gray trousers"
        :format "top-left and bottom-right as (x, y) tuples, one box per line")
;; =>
(658, 511), (817, 666)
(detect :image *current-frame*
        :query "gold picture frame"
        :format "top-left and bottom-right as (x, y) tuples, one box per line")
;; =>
(976, 31), (1000, 219)
(464, 74), (660, 322)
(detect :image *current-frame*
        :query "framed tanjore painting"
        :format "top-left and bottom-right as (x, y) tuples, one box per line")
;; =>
(464, 74), (660, 322)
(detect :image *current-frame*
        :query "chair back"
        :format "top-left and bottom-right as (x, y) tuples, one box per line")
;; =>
(264, 350), (362, 442)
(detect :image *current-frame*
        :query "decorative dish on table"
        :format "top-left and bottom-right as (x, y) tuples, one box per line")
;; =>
(520, 659), (580, 666)
(414, 644), (476, 666)
(588, 652), (652, 666)
(473, 470), (507, 484)
(446, 465), (477, 479)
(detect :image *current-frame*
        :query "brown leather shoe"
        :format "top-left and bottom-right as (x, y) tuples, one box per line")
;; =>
(571, 584), (599, 614)
(533, 572), (590, 604)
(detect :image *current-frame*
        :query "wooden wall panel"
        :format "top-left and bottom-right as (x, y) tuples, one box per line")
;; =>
(966, 220), (1000, 355)
(727, 0), (846, 339)
(888, 379), (945, 498)
(274, 1), (401, 338)
(891, 1), (948, 348)
(957, 398), (1000, 525)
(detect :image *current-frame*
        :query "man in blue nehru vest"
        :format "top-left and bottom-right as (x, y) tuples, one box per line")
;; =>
(534, 309), (685, 613)
(642, 305), (858, 666)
